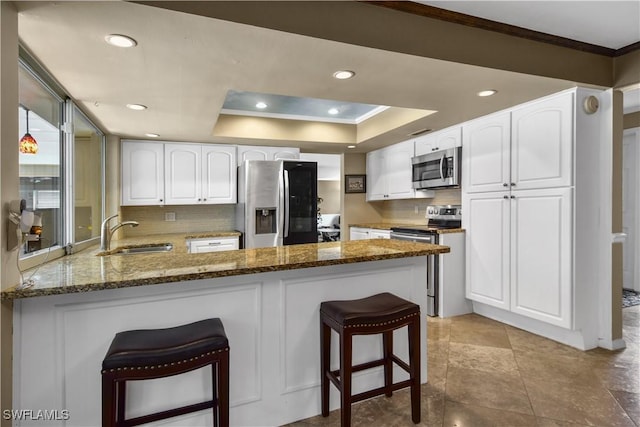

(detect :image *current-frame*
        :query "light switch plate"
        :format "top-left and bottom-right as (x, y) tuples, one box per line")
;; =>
(165, 212), (176, 222)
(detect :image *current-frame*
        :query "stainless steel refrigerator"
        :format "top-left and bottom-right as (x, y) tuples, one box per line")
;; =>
(236, 160), (318, 248)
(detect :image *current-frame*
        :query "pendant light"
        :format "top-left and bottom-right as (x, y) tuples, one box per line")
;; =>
(19, 109), (38, 155)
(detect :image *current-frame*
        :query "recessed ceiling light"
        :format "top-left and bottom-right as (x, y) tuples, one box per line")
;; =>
(347, 145), (356, 149)
(105, 34), (137, 48)
(333, 70), (355, 80)
(328, 108), (339, 115)
(145, 133), (159, 138)
(477, 90), (497, 97)
(256, 102), (268, 109)
(126, 103), (147, 111)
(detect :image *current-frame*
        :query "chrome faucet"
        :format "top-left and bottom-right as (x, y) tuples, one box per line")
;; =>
(100, 214), (139, 251)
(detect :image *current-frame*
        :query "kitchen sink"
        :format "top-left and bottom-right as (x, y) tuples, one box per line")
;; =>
(111, 243), (173, 255)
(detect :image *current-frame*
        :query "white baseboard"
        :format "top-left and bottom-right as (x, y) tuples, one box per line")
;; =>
(598, 337), (627, 351)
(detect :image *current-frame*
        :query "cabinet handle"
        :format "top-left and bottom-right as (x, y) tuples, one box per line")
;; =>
(159, 199), (163, 202)
(208, 242), (221, 245)
(503, 183), (509, 187)
(510, 195), (516, 199)
(503, 195), (509, 199)
(510, 182), (516, 186)
(198, 198), (202, 202)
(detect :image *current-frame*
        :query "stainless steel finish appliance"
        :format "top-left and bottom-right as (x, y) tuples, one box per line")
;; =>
(390, 204), (462, 316)
(411, 147), (461, 190)
(237, 160), (318, 248)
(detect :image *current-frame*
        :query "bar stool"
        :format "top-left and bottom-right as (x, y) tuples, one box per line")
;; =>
(101, 318), (229, 427)
(320, 292), (420, 427)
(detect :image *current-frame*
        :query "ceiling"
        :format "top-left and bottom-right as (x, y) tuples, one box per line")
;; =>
(14, 1), (640, 154)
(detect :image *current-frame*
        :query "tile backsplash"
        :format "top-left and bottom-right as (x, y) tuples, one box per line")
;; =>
(120, 205), (236, 237)
(379, 189), (461, 224)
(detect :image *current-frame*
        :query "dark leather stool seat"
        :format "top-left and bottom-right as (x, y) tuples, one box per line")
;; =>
(102, 318), (229, 427)
(320, 292), (420, 427)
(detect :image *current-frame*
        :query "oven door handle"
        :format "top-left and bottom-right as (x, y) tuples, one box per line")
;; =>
(439, 155), (446, 181)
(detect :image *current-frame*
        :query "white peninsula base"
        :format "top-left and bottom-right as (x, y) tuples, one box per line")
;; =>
(13, 256), (428, 426)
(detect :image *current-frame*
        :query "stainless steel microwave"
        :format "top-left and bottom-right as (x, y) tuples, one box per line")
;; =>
(411, 147), (461, 189)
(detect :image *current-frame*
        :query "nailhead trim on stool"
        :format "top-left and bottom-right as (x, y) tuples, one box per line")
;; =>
(101, 318), (229, 427)
(320, 292), (421, 427)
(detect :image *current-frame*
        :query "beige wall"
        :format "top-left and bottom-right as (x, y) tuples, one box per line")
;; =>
(624, 111), (640, 129)
(119, 205), (236, 238)
(0, 2), (19, 422)
(318, 180), (340, 215)
(341, 153), (383, 238)
(376, 189), (462, 223)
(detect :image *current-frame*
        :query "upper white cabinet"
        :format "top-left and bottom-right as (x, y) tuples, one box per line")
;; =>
(414, 126), (462, 157)
(366, 140), (415, 201)
(121, 141), (165, 206)
(164, 143), (237, 205)
(201, 145), (237, 204)
(463, 93), (573, 194)
(462, 112), (511, 194)
(237, 145), (299, 163)
(122, 141), (236, 206)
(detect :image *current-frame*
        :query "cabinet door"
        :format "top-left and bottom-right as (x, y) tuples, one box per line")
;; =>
(164, 143), (201, 205)
(202, 145), (237, 204)
(189, 237), (239, 253)
(511, 93), (573, 190)
(349, 227), (369, 240)
(462, 112), (511, 193)
(510, 187), (572, 328)
(385, 140), (415, 200)
(121, 141), (165, 206)
(415, 127), (461, 157)
(237, 146), (270, 163)
(272, 148), (300, 160)
(369, 230), (390, 239)
(366, 150), (386, 201)
(463, 191), (510, 309)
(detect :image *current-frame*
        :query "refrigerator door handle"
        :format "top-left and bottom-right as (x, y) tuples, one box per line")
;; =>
(277, 165), (285, 244)
(283, 170), (290, 238)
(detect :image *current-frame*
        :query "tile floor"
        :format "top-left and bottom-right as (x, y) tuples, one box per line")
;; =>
(287, 306), (639, 426)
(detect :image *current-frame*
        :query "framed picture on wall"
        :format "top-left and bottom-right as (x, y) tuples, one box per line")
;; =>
(345, 174), (366, 194)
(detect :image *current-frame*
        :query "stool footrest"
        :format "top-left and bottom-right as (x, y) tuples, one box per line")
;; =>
(351, 379), (413, 404)
(123, 399), (215, 427)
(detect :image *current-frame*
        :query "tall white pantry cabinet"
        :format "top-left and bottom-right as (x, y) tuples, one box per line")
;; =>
(462, 88), (609, 349)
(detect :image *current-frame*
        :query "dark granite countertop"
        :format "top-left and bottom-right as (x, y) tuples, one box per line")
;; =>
(1, 233), (449, 301)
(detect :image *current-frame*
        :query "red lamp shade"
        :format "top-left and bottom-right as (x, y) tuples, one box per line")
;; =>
(19, 132), (39, 154)
(20, 109), (38, 154)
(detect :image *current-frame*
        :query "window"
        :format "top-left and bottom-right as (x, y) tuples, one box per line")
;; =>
(18, 66), (63, 257)
(18, 60), (105, 262)
(72, 106), (104, 244)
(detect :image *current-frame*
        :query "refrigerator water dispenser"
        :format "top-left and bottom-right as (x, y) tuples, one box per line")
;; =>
(255, 208), (276, 234)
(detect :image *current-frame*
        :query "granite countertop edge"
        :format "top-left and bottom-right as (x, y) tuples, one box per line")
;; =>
(1, 237), (449, 301)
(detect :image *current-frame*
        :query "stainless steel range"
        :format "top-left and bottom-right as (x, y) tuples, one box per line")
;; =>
(390, 205), (462, 316)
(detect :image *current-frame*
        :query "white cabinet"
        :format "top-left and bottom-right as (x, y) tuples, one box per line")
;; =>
(414, 126), (462, 157)
(121, 141), (165, 206)
(164, 143), (201, 205)
(462, 112), (511, 194)
(122, 141), (236, 206)
(201, 145), (237, 204)
(463, 192), (511, 310)
(366, 140), (415, 201)
(164, 143), (237, 205)
(463, 93), (573, 194)
(369, 230), (391, 239)
(187, 236), (239, 253)
(237, 145), (299, 163)
(463, 90), (579, 330)
(349, 227), (390, 240)
(349, 227), (370, 240)
(511, 93), (573, 190)
(464, 187), (573, 328)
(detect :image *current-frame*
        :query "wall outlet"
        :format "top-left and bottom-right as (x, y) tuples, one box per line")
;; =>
(414, 205), (419, 214)
(165, 212), (176, 222)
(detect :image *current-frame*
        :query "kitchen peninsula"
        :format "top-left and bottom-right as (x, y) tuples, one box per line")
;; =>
(2, 237), (448, 427)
